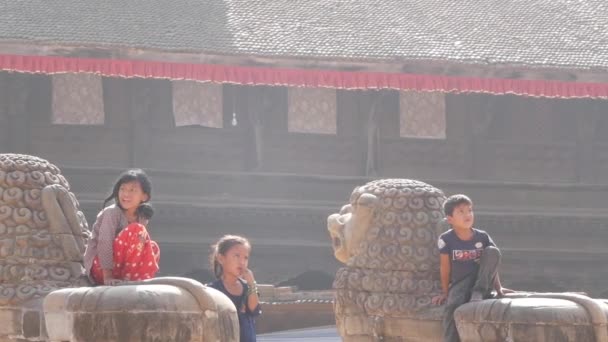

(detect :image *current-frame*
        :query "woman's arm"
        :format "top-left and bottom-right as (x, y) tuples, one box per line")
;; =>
(97, 208), (122, 284)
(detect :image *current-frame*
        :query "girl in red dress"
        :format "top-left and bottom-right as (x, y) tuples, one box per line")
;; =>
(83, 169), (160, 285)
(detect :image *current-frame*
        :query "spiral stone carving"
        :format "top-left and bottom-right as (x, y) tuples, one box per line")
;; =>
(0, 154), (90, 306)
(328, 179), (447, 340)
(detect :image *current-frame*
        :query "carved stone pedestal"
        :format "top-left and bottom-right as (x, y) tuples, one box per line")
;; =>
(455, 294), (608, 342)
(43, 277), (238, 342)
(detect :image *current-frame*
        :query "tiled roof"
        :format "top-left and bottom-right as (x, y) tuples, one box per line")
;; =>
(1, 0), (607, 70)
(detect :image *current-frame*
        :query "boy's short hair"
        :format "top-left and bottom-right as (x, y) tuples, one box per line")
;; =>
(443, 194), (473, 217)
(136, 203), (154, 220)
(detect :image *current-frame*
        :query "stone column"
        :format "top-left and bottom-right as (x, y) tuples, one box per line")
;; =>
(247, 87), (266, 171)
(3, 74), (30, 154)
(128, 79), (156, 168)
(364, 92), (380, 177)
(574, 100), (597, 183)
(0, 72), (8, 151)
(469, 95), (495, 179)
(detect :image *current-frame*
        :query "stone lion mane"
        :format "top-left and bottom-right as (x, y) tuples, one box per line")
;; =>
(0, 154), (90, 306)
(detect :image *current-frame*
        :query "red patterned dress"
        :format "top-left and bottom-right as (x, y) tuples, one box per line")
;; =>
(83, 206), (160, 285)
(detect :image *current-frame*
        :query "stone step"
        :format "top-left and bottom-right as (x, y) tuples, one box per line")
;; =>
(57, 167), (608, 295)
(62, 167), (608, 213)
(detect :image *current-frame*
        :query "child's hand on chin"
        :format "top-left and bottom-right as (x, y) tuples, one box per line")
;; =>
(241, 268), (255, 284)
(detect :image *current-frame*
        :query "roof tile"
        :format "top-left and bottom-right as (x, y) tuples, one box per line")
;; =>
(0, 0), (607, 69)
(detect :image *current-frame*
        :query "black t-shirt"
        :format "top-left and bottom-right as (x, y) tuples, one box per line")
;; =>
(208, 279), (261, 342)
(438, 228), (495, 284)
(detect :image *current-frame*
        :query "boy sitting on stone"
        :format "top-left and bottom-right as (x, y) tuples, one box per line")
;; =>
(431, 194), (513, 342)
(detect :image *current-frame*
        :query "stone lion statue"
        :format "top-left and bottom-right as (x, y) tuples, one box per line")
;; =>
(328, 179), (446, 341)
(0, 154), (90, 299)
(0, 154), (238, 342)
(0, 153), (90, 340)
(328, 178), (608, 342)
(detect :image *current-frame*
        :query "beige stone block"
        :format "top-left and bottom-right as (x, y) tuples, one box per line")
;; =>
(0, 308), (20, 336)
(257, 284), (276, 300)
(383, 317), (442, 341)
(342, 335), (374, 342)
(344, 314), (371, 336)
(275, 286), (294, 297)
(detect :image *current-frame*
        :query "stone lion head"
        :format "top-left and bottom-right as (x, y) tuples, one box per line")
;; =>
(328, 179), (446, 270)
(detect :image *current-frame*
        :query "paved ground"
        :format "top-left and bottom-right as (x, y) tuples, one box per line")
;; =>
(258, 326), (340, 341)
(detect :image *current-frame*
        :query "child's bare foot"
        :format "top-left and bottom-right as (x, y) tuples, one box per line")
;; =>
(105, 278), (125, 286)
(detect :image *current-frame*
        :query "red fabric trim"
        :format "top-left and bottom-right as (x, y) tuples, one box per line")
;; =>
(0, 54), (606, 98)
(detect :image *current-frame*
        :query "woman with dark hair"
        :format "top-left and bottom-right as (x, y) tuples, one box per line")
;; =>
(83, 169), (159, 285)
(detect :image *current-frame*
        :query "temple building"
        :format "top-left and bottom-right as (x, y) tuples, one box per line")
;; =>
(0, 0), (607, 294)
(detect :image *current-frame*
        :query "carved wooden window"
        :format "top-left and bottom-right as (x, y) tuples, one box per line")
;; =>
(288, 87), (337, 134)
(399, 91), (446, 139)
(172, 81), (223, 128)
(52, 73), (104, 125)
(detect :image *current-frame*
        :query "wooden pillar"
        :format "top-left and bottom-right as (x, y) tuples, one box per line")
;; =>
(574, 100), (597, 183)
(128, 82), (137, 168)
(364, 92), (380, 177)
(468, 95), (495, 179)
(4, 74), (30, 154)
(337, 89), (367, 176)
(127, 78), (158, 168)
(223, 84), (254, 171)
(0, 72), (8, 151)
(247, 87), (265, 171)
(242, 85), (288, 172)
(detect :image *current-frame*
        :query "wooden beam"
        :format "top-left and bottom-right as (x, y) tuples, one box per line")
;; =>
(1, 41), (607, 84)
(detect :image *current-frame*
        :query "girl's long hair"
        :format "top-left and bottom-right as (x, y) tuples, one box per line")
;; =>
(103, 169), (152, 209)
(210, 235), (250, 279)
